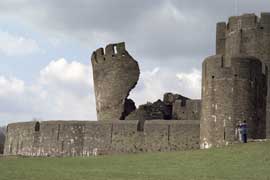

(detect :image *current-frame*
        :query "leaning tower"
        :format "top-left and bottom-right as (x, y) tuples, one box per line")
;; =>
(200, 13), (269, 148)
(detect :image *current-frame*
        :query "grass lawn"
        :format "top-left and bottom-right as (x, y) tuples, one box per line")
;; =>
(0, 142), (270, 180)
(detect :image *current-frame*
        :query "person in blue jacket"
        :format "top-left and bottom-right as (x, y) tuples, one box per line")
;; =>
(240, 121), (248, 143)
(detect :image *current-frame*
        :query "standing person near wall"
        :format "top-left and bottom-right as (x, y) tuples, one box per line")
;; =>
(235, 121), (242, 142)
(240, 121), (248, 143)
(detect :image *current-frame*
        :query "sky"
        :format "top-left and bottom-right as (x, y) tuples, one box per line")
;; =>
(0, 0), (269, 126)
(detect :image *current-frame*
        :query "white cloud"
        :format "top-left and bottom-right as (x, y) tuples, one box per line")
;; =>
(0, 59), (202, 126)
(0, 58), (96, 126)
(38, 58), (95, 117)
(176, 69), (201, 99)
(130, 67), (202, 107)
(0, 30), (41, 56)
(130, 67), (167, 104)
(0, 76), (24, 96)
(40, 58), (91, 86)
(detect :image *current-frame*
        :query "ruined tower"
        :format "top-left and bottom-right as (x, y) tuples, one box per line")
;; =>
(91, 42), (140, 121)
(200, 13), (269, 148)
(216, 13), (270, 137)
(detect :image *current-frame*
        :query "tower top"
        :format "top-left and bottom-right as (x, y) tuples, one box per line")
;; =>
(217, 13), (270, 32)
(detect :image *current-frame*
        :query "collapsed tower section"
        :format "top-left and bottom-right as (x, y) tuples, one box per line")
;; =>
(91, 42), (140, 121)
(200, 55), (267, 149)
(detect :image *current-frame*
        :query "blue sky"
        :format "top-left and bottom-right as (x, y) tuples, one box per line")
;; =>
(0, 0), (269, 125)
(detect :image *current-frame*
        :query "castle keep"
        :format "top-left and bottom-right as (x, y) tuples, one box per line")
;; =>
(216, 13), (270, 138)
(200, 55), (267, 148)
(200, 13), (270, 148)
(3, 13), (270, 156)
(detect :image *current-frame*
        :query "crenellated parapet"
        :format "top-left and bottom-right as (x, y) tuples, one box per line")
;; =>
(216, 13), (270, 39)
(202, 55), (267, 81)
(216, 13), (270, 65)
(91, 42), (129, 63)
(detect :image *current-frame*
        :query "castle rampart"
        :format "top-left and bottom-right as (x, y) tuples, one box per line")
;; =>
(172, 99), (201, 120)
(4, 120), (199, 156)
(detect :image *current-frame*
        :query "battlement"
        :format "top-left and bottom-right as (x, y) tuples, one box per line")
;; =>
(260, 12), (270, 25)
(91, 42), (128, 63)
(203, 55), (266, 81)
(227, 14), (257, 31)
(202, 55), (230, 79)
(216, 12), (270, 36)
(216, 22), (226, 54)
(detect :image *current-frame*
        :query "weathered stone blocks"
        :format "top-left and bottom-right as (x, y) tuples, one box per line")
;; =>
(200, 55), (267, 149)
(111, 120), (142, 153)
(126, 100), (171, 120)
(169, 120), (200, 150)
(215, 13), (270, 138)
(126, 93), (200, 121)
(4, 120), (200, 156)
(91, 42), (140, 121)
(172, 100), (201, 120)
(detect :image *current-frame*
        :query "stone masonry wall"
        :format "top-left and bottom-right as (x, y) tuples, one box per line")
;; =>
(200, 55), (267, 149)
(126, 93), (201, 121)
(216, 13), (270, 137)
(172, 99), (201, 120)
(126, 100), (171, 120)
(91, 42), (140, 121)
(4, 120), (199, 156)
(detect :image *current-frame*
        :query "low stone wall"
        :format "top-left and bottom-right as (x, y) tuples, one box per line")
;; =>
(172, 100), (201, 120)
(4, 120), (199, 157)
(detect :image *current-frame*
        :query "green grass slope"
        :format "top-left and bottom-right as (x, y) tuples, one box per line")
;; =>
(0, 142), (270, 180)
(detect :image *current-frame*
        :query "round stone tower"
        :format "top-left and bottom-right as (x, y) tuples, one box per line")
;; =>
(216, 13), (270, 137)
(200, 55), (267, 149)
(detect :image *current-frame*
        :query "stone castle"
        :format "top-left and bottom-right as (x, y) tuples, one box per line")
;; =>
(3, 13), (270, 156)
